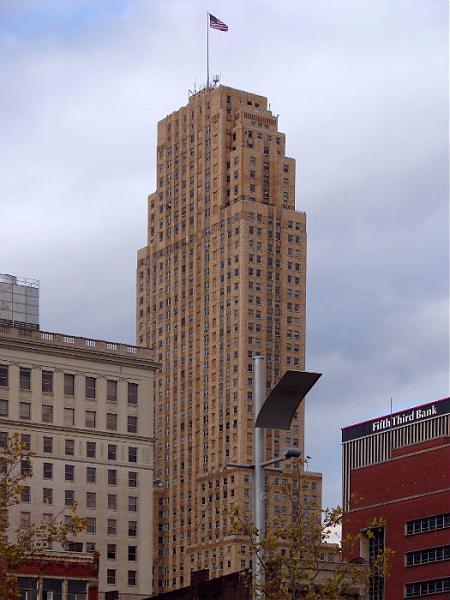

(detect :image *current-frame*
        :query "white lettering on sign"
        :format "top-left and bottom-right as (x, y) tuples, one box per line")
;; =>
(372, 405), (437, 433)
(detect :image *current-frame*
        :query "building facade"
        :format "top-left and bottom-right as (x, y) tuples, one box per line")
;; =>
(14, 550), (99, 600)
(0, 325), (159, 600)
(342, 397), (450, 600)
(136, 85), (315, 592)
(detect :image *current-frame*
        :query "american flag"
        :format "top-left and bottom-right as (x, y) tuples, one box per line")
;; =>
(209, 13), (228, 32)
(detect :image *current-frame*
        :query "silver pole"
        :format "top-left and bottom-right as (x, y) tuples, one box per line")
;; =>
(253, 355), (265, 597)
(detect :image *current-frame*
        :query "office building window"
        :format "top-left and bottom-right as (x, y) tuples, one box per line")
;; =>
(405, 577), (450, 597)
(43, 437), (53, 453)
(41, 371), (53, 393)
(127, 416), (138, 433)
(406, 513), (450, 536)
(20, 368), (31, 390)
(128, 472), (138, 488)
(107, 544), (116, 560)
(86, 492), (96, 508)
(86, 542), (96, 553)
(405, 545), (450, 566)
(86, 467), (96, 484)
(85, 377), (96, 399)
(20, 433), (30, 449)
(0, 366), (8, 387)
(86, 517), (96, 534)
(65, 439), (75, 456)
(107, 519), (117, 535)
(128, 496), (138, 512)
(43, 463), (53, 479)
(65, 465), (75, 481)
(128, 570), (137, 586)
(106, 413), (117, 431)
(65, 490), (75, 506)
(43, 488), (53, 505)
(85, 410), (96, 428)
(107, 569), (116, 585)
(20, 402), (31, 420)
(108, 470), (118, 486)
(86, 441), (96, 458)
(21, 486), (31, 502)
(0, 399), (8, 417)
(42, 405), (53, 423)
(128, 521), (137, 537)
(128, 383), (138, 405)
(64, 408), (75, 426)
(108, 494), (117, 510)
(64, 373), (75, 396)
(107, 380), (118, 402)
(108, 445), (117, 460)
(128, 546), (137, 561)
(128, 447), (137, 463)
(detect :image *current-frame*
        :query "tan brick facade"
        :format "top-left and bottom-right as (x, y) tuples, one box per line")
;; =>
(136, 85), (316, 592)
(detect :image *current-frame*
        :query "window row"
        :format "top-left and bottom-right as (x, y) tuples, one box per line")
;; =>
(405, 577), (450, 597)
(35, 464), (139, 486)
(405, 545), (450, 567)
(0, 402), (138, 432)
(0, 366), (139, 403)
(406, 513), (450, 536)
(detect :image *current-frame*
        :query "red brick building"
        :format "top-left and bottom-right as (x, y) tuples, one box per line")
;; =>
(342, 397), (450, 600)
(13, 551), (99, 600)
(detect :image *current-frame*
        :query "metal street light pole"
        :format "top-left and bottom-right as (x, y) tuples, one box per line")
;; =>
(253, 355), (265, 594)
(227, 361), (321, 600)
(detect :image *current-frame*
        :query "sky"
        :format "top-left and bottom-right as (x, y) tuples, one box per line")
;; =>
(1, 0), (448, 509)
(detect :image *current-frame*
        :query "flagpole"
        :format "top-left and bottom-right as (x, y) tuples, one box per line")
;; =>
(206, 11), (210, 88)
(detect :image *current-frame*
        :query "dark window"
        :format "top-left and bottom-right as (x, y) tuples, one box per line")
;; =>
(107, 519), (117, 535)
(368, 527), (384, 600)
(107, 569), (116, 585)
(43, 437), (53, 453)
(128, 447), (137, 463)
(41, 371), (53, 393)
(128, 545), (137, 561)
(19, 368), (31, 390)
(86, 467), (96, 484)
(0, 399), (7, 417)
(108, 445), (117, 460)
(127, 416), (138, 433)
(43, 463), (53, 479)
(65, 465), (75, 481)
(65, 490), (75, 506)
(0, 366), (8, 387)
(108, 470), (118, 486)
(107, 544), (116, 560)
(85, 377), (96, 399)
(128, 472), (138, 488)
(86, 441), (96, 458)
(128, 570), (137, 586)
(64, 373), (75, 396)
(128, 521), (137, 537)
(43, 488), (53, 505)
(128, 383), (138, 405)
(107, 380), (118, 402)
(20, 433), (30, 449)
(65, 439), (75, 456)
(21, 486), (30, 502)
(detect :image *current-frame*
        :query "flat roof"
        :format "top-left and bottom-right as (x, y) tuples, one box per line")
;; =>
(342, 396), (450, 443)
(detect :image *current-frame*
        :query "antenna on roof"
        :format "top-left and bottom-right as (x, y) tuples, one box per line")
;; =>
(390, 397), (393, 416)
(212, 74), (220, 87)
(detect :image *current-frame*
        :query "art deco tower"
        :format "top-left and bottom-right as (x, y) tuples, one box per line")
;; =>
(137, 85), (316, 592)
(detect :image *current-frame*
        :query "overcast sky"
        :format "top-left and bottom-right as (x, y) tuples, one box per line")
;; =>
(1, 0), (448, 508)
